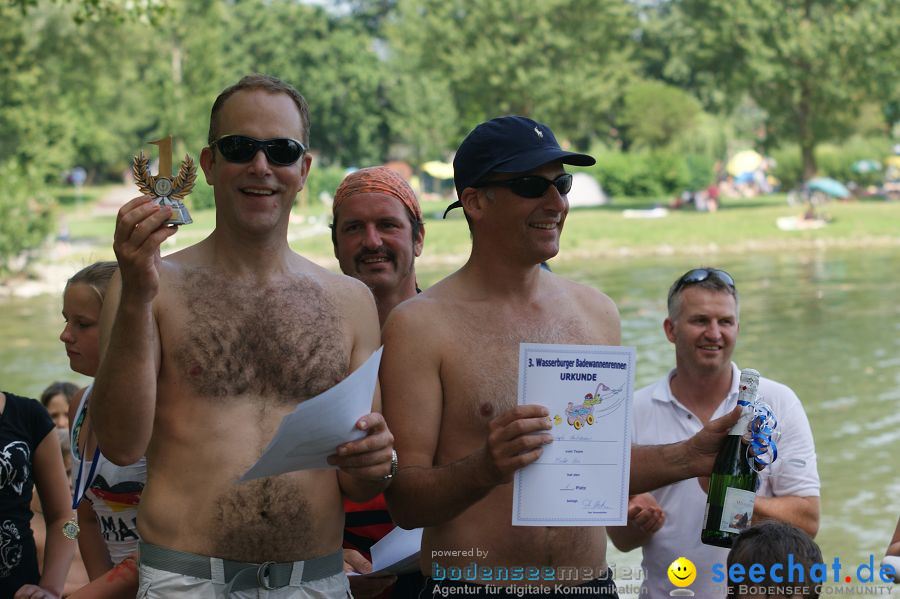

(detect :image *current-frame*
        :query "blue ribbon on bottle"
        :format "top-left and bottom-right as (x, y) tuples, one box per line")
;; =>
(737, 398), (778, 470)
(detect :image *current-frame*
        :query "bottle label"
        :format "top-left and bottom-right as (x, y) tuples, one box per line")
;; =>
(719, 487), (755, 533)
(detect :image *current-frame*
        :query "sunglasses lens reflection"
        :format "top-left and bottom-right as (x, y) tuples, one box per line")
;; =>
(680, 269), (735, 288)
(508, 174), (574, 198)
(265, 139), (304, 165)
(217, 136), (256, 161)
(215, 136), (304, 166)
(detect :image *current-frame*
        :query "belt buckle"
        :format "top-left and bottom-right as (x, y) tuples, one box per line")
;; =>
(257, 561), (277, 590)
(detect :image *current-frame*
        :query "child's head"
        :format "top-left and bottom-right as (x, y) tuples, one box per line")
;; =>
(728, 521), (823, 599)
(59, 262), (117, 377)
(40, 381), (79, 429)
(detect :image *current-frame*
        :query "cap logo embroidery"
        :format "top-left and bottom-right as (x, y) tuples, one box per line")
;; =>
(534, 126), (544, 138)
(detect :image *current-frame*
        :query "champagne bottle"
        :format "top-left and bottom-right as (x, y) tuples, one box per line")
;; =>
(700, 368), (760, 548)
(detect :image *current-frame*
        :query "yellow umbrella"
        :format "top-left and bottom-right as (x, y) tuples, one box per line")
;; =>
(727, 150), (763, 176)
(422, 161), (454, 180)
(884, 156), (900, 169)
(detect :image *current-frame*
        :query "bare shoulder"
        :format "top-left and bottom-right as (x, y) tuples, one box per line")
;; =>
(549, 272), (619, 318)
(321, 268), (371, 300)
(543, 272), (621, 343)
(383, 294), (431, 339)
(156, 244), (204, 289)
(383, 283), (455, 340)
(294, 261), (380, 348)
(310, 266), (376, 315)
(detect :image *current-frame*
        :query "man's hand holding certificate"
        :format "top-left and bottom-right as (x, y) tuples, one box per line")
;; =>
(512, 343), (636, 526)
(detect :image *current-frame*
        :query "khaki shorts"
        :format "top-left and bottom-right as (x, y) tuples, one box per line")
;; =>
(137, 564), (351, 598)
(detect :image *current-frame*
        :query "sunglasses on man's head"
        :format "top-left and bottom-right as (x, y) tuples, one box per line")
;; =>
(672, 268), (736, 293)
(474, 173), (573, 198)
(211, 135), (307, 166)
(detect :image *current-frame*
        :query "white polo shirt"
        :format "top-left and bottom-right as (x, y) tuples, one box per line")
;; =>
(630, 363), (819, 598)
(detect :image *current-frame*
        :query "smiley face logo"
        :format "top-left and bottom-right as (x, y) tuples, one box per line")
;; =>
(667, 557), (696, 587)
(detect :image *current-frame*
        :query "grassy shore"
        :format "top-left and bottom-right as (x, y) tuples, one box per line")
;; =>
(47, 187), (900, 272)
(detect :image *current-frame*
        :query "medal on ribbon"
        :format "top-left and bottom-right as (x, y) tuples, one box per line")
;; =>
(132, 135), (195, 225)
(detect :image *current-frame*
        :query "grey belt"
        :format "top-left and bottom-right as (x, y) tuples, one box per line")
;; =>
(139, 541), (343, 593)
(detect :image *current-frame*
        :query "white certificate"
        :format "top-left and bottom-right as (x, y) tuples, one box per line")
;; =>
(512, 343), (635, 526)
(369, 526), (423, 576)
(241, 347), (382, 481)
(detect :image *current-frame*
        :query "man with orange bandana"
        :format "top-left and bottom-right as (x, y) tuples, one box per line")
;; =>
(332, 166), (424, 326)
(331, 166), (425, 598)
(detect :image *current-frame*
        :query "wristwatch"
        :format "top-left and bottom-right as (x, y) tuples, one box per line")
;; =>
(382, 449), (398, 481)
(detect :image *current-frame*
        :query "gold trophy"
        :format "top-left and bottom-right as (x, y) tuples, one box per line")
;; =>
(132, 135), (195, 225)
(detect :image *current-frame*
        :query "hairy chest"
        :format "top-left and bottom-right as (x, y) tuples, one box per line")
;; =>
(166, 271), (349, 404)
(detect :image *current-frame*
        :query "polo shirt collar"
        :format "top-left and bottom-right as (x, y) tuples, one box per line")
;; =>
(650, 362), (743, 417)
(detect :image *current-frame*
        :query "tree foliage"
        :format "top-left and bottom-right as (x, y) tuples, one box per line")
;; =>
(0, 163), (54, 275)
(1, 0), (898, 270)
(619, 80), (703, 149)
(386, 0), (640, 150)
(638, 0), (900, 180)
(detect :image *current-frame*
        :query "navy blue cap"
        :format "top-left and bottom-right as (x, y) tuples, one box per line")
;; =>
(444, 116), (595, 217)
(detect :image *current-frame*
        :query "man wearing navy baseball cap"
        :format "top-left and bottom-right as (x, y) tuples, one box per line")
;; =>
(442, 115), (595, 218)
(381, 116), (742, 597)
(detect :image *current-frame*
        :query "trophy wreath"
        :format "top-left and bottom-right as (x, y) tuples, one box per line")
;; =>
(132, 135), (195, 226)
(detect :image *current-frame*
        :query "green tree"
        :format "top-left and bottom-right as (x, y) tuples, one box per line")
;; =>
(618, 80), (703, 148)
(219, 0), (391, 165)
(380, 68), (459, 164)
(641, 0), (900, 181)
(5, 0), (164, 23)
(0, 164), (54, 276)
(0, 0), (168, 274)
(386, 0), (640, 150)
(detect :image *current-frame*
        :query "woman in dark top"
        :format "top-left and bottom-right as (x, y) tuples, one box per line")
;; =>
(0, 391), (73, 598)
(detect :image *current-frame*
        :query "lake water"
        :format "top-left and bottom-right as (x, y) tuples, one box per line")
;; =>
(2, 246), (898, 597)
(553, 249), (900, 597)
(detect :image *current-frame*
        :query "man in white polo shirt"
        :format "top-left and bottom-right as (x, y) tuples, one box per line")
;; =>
(608, 267), (820, 598)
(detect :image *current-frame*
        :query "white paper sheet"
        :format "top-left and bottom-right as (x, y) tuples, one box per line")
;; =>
(241, 347), (383, 481)
(368, 526), (423, 576)
(512, 343), (635, 526)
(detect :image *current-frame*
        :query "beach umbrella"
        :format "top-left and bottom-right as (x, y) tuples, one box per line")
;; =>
(807, 177), (850, 199)
(851, 159), (881, 174)
(726, 150), (763, 176)
(422, 161), (454, 180)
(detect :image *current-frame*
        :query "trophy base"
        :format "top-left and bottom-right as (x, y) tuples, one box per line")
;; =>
(155, 197), (193, 226)
(166, 205), (193, 226)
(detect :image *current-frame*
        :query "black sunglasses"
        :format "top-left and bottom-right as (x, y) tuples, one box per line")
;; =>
(211, 135), (307, 166)
(474, 173), (573, 198)
(672, 268), (736, 294)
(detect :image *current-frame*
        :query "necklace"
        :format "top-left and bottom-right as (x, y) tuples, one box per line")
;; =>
(65, 399), (101, 540)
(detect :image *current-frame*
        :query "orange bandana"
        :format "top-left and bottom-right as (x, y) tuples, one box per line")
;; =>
(333, 166), (422, 223)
